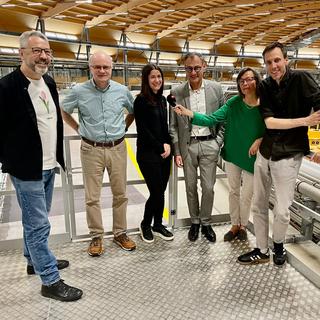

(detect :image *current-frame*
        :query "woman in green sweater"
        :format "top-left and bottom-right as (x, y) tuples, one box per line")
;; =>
(174, 67), (265, 241)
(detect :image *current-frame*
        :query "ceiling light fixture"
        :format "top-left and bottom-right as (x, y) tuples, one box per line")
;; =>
(254, 12), (270, 16)
(0, 47), (19, 54)
(160, 9), (175, 13)
(236, 4), (255, 7)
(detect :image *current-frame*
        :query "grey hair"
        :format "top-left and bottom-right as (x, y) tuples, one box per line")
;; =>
(19, 30), (49, 49)
(182, 52), (206, 64)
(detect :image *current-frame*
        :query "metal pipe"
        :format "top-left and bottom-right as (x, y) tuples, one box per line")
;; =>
(299, 158), (320, 183)
(296, 179), (320, 203)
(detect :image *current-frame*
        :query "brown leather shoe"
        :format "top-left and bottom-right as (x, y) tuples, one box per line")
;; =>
(113, 233), (136, 251)
(224, 230), (238, 242)
(87, 237), (104, 257)
(237, 228), (248, 241)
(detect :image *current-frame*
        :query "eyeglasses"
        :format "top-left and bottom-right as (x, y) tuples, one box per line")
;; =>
(185, 66), (202, 73)
(22, 47), (53, 56)
(91, 65), (112, 71)
(239, 77), (255, 85)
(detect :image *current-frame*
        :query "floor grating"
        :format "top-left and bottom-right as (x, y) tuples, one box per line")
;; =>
(0, 225), (319, 320)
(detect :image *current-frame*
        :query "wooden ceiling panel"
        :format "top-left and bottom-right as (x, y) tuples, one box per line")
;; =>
(0, 0), (319, 66)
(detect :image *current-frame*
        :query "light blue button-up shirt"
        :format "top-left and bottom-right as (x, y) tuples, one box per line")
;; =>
(62, 79), (134, 142)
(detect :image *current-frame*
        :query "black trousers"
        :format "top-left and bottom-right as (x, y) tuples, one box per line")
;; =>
(137, 158), (171, 227)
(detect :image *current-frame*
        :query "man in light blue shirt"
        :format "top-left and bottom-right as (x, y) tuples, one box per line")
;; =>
(61, 51), (135, 256)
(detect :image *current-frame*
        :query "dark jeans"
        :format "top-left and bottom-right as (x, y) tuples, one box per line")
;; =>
(138, 158), (171, 227)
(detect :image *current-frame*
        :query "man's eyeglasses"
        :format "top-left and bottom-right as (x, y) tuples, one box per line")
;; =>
(91, 65), (112, 71)
(185, 66), (202, 73)
(22, 47), (53, 56)
(239, 77), (255, 85)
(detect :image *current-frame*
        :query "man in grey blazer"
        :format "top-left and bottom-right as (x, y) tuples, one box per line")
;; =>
(169, 52), (224, 242)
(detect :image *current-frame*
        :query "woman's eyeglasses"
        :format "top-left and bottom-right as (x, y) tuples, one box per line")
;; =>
(239, 77), (255, 85)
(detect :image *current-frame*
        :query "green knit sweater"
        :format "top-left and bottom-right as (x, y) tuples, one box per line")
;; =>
(192, 95), (265, 173)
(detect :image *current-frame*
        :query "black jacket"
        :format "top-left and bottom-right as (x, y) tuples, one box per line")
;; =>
(0, 68), (65, 180)
(134, 94), (172, 163)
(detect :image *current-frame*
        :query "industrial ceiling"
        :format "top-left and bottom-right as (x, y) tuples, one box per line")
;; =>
(0, 0), (319, 70)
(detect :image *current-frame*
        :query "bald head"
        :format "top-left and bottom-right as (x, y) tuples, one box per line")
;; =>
(89, 51), (113, 89)
(89, 51), (112, 67)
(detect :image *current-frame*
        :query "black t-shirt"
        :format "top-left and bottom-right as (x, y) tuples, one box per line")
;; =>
(259, 68), (320, 161)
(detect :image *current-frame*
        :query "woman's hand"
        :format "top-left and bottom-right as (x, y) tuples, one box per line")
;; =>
(173, 104), (194, 118)
(161, 143), (171, 159)
(248, 138), (262, 157)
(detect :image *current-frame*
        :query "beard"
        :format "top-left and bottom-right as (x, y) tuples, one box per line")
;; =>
(34, 64), (48, 75)
(26, 58), (49, 76)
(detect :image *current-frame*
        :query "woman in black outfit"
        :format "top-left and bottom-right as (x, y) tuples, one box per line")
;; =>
(134, 64), (174, 243)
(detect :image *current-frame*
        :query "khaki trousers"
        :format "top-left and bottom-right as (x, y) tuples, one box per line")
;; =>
(252, 151), (303, 251)
(80, 139), (128, 238)
(225, 161), (253, 226)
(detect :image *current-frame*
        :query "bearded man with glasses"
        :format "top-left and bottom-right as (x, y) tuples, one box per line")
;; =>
(169, 52), (225, 243)
(0, 30), (82, 301)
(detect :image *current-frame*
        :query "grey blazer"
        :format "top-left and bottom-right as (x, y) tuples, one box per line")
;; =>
(169, 79), (225, 159)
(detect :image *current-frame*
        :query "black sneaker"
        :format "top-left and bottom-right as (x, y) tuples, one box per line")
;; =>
(41, 279), (83, 302)
(152, 225), (174, 241)
(139, 223), (154, 243)
(273, 242), (287, 266)
(237, 248), (270, 265)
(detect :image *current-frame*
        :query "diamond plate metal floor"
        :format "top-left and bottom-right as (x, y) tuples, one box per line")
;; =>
(1, 225), (320, 320)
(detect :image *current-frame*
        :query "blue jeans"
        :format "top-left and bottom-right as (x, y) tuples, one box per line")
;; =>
(10, 169), (60, 285)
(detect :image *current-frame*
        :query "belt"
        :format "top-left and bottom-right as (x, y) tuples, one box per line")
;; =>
(82, 136), (124, 148)
(190, 134), (215, 142)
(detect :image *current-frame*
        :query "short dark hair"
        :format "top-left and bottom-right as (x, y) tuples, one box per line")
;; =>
(182, 52), (206, 65)
(139, 64), (164, 104)
(262, 42), (287, 61)
(236, 67), (261, 98)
